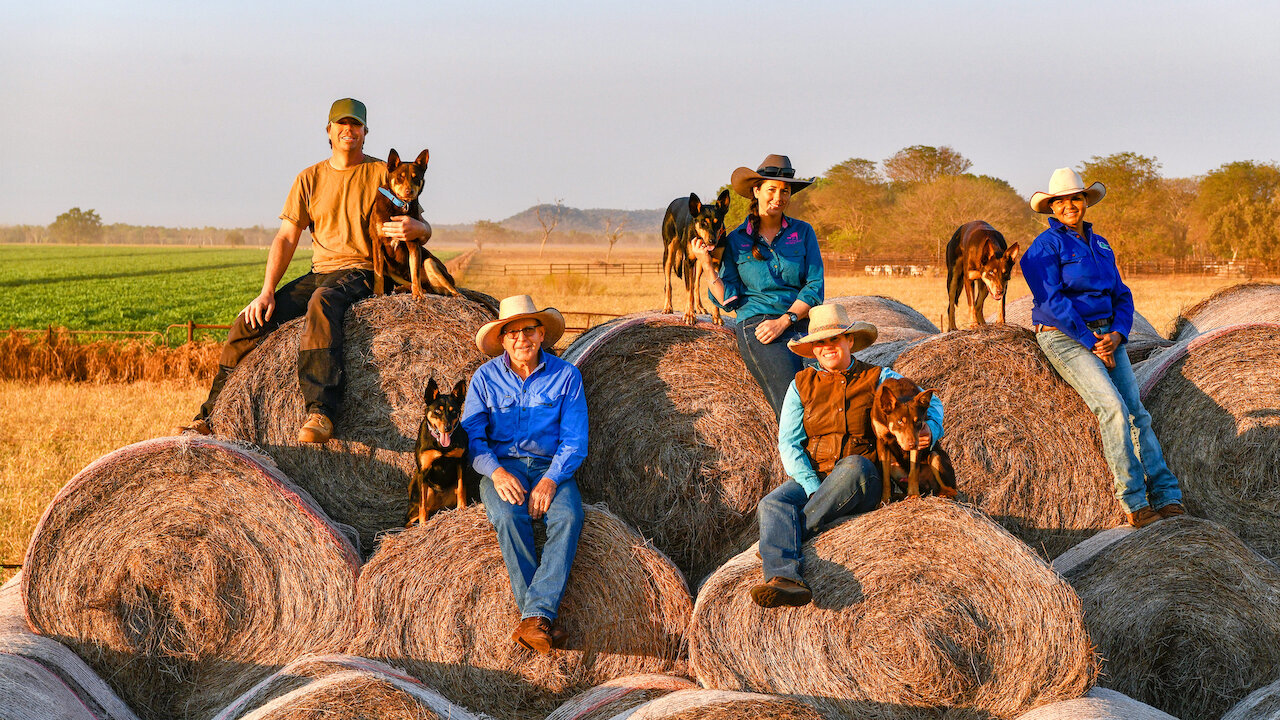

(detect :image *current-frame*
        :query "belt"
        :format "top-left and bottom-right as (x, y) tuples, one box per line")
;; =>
(1034, 318), (1113, 333)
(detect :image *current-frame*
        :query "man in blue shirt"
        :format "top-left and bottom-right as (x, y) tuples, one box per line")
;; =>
(461, 295), (588, 654)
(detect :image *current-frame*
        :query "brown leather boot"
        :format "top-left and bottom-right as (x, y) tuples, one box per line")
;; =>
(750, 577), (812, 608)
(1156, 503), (1186, 519)
(297, 413), (334, 443)
(550, 621), (569, 649)
(511, 617), (554, 654)
(175, 419), (212, 436)
(1125, 506), (1160, 528)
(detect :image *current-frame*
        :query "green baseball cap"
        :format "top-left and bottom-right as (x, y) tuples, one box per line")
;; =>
(328, 98), (367, 125)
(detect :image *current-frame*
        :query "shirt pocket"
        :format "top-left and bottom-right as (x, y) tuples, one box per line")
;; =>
(490, 393), (519, 443)
(526, 392), (561, 445)
(774, 243), (807, 288)
(1060, 253), (1085, 288)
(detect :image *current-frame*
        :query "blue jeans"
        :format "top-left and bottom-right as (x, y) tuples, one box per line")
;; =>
(758, 455), (883, 583)
(1036, 327), (1182, 514)
(480, 457), (584, 621)
(736, 314), (809, 418)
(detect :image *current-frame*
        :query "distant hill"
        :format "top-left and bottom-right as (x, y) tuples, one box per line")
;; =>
(500, 205), (664, 234)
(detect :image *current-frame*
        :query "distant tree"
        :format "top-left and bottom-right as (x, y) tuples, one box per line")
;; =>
(1079, 153), (1186, 261)
(49, 207), (104, 244)
(602, 216), (627, 262)
(792, 157), (889, 256)
(719, 184), (753, 233)
(473, 219), (508, 250)
(535, 199), (564, 258)
(883, 145), (972, 185)
(225, 230), (246, 246)
(882, 174), (1036, 258)
(1190, 161), (1280, 262)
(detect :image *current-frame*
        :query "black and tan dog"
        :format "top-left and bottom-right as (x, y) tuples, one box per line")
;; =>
(371, 148), (461, 298)
(870, 377), (957, 505)
(405, 378), (480, 526)
(945, 220), (1020, 331)
(661, 189), (732, 325)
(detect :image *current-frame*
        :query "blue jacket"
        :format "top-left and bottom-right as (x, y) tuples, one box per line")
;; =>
(1020, 218), (1135, 350)
(461, 350), (589, 486)
(710, 216), (824, 321)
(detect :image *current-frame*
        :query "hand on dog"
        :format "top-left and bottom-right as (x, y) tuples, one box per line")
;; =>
(914, 425), (932, 451)
(689, 237), (715, 270)
(382, 216), (430, 243)
(492, 467), (526, 506)
(241, 290), (275, 329)
(528, 477), (557, 519)
(754, 317), (791, 344)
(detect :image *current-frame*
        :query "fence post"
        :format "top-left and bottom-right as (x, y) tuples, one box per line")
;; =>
(186, 320), (195, 344)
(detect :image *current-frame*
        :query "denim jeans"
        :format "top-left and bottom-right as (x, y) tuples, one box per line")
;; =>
(758, 455), (883, 583)
(1036, 326), (1183, 514)
(479, 456), (584, 621)
(736, 314), (810, 419)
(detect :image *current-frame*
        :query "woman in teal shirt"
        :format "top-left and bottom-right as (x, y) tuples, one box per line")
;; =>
(692, 154), (824, 417)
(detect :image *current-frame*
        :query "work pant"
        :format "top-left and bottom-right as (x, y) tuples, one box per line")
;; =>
(735, 314), (809, 419)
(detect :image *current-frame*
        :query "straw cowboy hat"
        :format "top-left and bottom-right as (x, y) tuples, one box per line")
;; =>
(1029, 168), (1107, 214)
(730, 154), (815, 199)
(475, 295), (566, 357)
(786, 303), (878, 359)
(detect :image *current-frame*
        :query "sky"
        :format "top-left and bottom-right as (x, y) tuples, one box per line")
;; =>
(3, 0), (1278, 229)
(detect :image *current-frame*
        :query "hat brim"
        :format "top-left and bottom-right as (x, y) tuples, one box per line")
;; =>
(787, 322), (878, 359)
(730, 166), (814, 199)
(1029, 182), (1106, 214)
(476, 309), (566, 357)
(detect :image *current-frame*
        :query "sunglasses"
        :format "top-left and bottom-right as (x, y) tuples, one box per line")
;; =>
(758, 165), (796, 179)
(502, 323), (542, 340)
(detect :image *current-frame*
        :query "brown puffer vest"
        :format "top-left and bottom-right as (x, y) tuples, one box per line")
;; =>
(794, 360), (881, 477)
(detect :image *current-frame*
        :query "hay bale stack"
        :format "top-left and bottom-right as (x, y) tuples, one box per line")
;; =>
(989, 294), (1170, 363)
(1059, 515), (1280, 720)
(688, 498), (1097, 719)
(209, 292), (496, 551)
(1223, 677), (1280, 720)
(1171, 281), (1280, 341)
(893, 324), (1124, 558)
(562, 312), (784, 583)
(351, 504), (692, 720)
(214, 654), (479, 720)
(828, 294), (939, 334)
(612, 689), (826, 720)
(1134, 322), (1280, 563)
(22, 436), (361, 720)
(1014, 687), (1179, 720)
(545, 674), (698, 720)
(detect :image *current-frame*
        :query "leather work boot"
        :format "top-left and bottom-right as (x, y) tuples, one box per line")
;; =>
(1156, 503), (1186, 520)
(750, 577), (812, 608)
(1125, 506), (1160, 528)
(550, 621), (569, 649)
(297, 413), (334, 444)
(511, 617), (554, 654)
(175, 419), (212, 436)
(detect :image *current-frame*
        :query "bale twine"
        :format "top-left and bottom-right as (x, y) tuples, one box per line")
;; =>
(989, 294), (1170, 363)
(688, 497), (1097, 720)
(214, 654), (479, 720)
(1133, 323), (1280, 563)
(209, 292), (496, 551)
(1171, 281), (1280, 341)
(22, 436), (361, 720)
(893, 324), (1125, 558)
(615, 688), (826, 720)
(545, 674), (698, 720)
(1223, 677), (1280, 720)
(828, 294), (940, 334)
(561, 312), (784, 583)
(1013, 687), (1179, 720)
(1058, 515), (1280, 720)
(351, 504), (692, 720)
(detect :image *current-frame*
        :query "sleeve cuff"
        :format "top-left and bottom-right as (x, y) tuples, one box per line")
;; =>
(473, 453), (501, 479)
(797, 474), (821, 497)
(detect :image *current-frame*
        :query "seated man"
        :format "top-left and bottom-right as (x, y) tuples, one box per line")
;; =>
(753, 302), (944, 608)
(461, 295), (588, 653)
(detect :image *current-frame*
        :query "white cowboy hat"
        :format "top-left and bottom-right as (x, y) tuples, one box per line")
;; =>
(475, 295), (566, 357)
(1029, 167), (1107, 214)
(786, 303), (878, 359)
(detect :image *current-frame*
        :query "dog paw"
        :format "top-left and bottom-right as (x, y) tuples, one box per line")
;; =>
(682, 312), (697, 326)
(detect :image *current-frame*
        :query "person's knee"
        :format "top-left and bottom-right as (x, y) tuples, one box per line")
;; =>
(307, 287), (342, 314)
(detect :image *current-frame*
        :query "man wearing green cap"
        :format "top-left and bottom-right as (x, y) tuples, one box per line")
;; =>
(179, 98), (431, 443)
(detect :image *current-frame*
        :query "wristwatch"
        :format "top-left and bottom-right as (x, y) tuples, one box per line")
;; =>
(785, 311), (799, 324)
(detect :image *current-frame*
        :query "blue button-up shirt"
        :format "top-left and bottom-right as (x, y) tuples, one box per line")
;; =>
(1020, 218), (1135, 350)
(461, 350), (589, 485)
(710, 216), (824, 321)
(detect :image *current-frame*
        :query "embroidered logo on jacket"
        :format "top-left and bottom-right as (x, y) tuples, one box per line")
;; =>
(1096, 240), (1113, 253)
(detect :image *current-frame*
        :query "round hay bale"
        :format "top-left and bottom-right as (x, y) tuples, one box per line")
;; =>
(0, 652), (129, 720)
(1171, 281), (1280, 341)
(214, 654), (479, 720)
(545, 674), (698, 720)
(828, 294), (940, 334)
(1134, 323), (1280, 563)
(208, 292), (496, 552)
(853, 335), (929, 367)
(989, 294), (1170, 363)
(1014, 687), (1179, 720)
(562, 312), (784, 584)
(893, 324), (1125, 558)
(1223, 677), (1280, 720)
(351, 504), (692, 720)
(617, 689), (826, 720)
(1059, 515), (1280, 720)
(688, 497), (1097, 719)
(22, 436), (361, 720)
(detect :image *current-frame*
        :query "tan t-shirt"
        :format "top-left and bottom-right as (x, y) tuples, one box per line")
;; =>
(280, 155), (387, 273)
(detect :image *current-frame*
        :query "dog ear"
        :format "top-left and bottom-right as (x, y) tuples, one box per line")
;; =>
(715, 188), (732, 212)
(387, 149), (401, 171)
(415, 149), (430, 168)
(1005, 242), (1021, 265)
(915, 388), (936, 407)
(451, 377), (467, 399)
(424, 378), (439, 403)
(687, 193), (703, 217)
(875, 387), (898, 414)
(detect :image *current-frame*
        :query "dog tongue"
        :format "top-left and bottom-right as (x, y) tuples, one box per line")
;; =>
(433, 428), (451, 446)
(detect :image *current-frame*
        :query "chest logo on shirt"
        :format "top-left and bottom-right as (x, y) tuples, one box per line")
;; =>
(1096, 240), (1113, 253)
(781, 232), (801, 246)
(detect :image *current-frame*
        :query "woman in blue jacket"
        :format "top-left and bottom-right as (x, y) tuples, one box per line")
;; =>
(1020, 167), (1184, 528)
(690, 154), (824, 417)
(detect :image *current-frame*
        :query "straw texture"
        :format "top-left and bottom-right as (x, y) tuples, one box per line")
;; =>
(1013, 687), (1179, 720)
(617, 688), (826, 720)
(1222, 677), (1280, 720)
(21, 436), (361, 720)
(1171, 281), (1280, 340)
(689, 497), (1097, 720)
(827, 295), (940, 334)
(545, 674), (698, 720)
(989, 295), (1170, 363)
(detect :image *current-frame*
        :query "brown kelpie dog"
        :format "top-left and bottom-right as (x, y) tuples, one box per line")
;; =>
(406, 378), (480, 526)
(661, 189), (732, 325)
(870, 377), (957, 505)
(371, 148), (460, 299)
(945, 220), (1020, 331)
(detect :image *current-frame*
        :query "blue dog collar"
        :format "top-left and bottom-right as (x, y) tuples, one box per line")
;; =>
(379, 187), (410, 211)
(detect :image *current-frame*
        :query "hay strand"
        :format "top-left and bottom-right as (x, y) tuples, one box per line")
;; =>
(1171, 281), (1280, 341)
(209, 292), (496, 552)
(22, 436), (360, 720)
(545, 674), (698, 720)
(1014, 687), (1179, 720)
(618, 688), (826, 720)
(893, 324), (1125, 558)
(688, 497), (1097, 720)
(351, 503), (692, 720)
(989, 295), (1170, 363)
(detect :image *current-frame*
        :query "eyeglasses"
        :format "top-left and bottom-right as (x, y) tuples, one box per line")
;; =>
(502, 323), (542, 340)
(759, 166), (796, 179)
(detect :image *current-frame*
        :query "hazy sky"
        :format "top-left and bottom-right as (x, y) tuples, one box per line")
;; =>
(4, 0), (1278, 228)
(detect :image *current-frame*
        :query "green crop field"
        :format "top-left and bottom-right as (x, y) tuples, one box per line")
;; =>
(0, 245), (456, 337)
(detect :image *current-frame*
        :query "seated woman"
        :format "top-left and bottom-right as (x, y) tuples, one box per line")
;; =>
(1020, 167), (1185, 528)
(691, 154), (823, 418)
(752, 303), (942, 608)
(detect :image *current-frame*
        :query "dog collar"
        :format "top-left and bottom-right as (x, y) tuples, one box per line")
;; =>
(379, 187), (410, 211)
